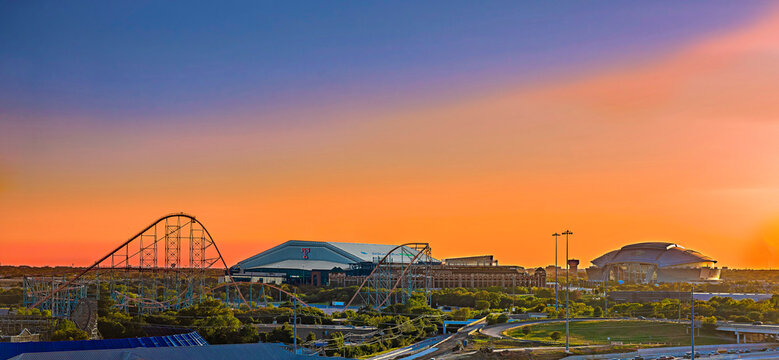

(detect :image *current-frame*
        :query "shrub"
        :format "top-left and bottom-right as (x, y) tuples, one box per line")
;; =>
(50, 320), (89, 341)
(702, 316), (717, 331)
(451, 307), (471, 321)
(550, 331), (562, 341)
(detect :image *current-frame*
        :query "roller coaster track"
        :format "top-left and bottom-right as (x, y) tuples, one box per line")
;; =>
(28, 213), (248, 312)
(344, 242), (431, 309)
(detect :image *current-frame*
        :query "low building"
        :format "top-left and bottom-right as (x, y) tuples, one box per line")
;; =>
(444, 255), (497, 266)
(329, 265), (546, 289)
(429, 266), (545, 288)
(6, 329), (39, 343)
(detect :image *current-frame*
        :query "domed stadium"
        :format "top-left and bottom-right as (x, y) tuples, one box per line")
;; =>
(586, 242), (721, 283)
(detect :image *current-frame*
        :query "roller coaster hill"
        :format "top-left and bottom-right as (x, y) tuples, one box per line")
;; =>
(22, 213), (438, 319)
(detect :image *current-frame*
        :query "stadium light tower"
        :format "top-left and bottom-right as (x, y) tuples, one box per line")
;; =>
(552, 233), (561, 310)
(562, 229), (573, 353)
(691, 284), (695, 359)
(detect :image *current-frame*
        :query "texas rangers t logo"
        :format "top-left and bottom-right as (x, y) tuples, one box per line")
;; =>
(302, 248), (310, 259)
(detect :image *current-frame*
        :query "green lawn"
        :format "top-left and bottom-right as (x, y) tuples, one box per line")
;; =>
(506, 320), (733, 346)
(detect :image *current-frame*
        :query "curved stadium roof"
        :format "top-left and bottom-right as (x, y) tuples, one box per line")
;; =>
(591, 242), (716, 269)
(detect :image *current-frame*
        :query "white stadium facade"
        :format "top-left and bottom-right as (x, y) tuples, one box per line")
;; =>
(586, 242), (721, 283)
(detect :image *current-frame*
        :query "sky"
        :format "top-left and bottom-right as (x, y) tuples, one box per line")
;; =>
(2, 1), (779, 268)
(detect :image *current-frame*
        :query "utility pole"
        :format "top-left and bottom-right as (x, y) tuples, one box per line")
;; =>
(512, 276), (516, 312)
(553, 233), (560, 310)
(294, 288), (298, 354)
(603, 278), (607, 318)
(563, 229), (573, 353)
(691, 284), (695, 359)
(678, 282), (682, 324)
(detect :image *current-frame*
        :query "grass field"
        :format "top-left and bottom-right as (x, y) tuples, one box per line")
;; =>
(506, 320), (734, 346)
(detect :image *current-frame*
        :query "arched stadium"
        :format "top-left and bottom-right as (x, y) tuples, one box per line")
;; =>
(586, 242), (721, 283)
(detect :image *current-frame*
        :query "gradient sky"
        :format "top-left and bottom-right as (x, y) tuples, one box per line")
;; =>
(2, 1), (779, 268)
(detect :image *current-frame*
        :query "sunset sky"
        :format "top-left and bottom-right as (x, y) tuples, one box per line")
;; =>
(2, 1), (779, 268)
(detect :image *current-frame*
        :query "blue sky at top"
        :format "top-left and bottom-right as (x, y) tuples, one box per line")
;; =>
(0, 1), (770, 123)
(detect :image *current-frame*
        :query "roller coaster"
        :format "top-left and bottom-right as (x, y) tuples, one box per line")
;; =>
(24, 213), (432, 318)
(23, 213), (254, 317)
(344, 243), (433, 310)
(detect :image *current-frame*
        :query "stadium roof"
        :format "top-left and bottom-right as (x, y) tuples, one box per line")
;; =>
(234, 240), (436, 272)
(0, 331), (207, 360)
(591, 242), (716, 269)
(7, 342), (352, 360)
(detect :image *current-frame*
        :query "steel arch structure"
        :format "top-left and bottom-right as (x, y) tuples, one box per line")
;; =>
(344, 243), (432, 310)
(24, 213), (248, 317)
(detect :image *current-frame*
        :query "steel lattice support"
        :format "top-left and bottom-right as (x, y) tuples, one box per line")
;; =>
(344, 243), (433, 310)
(26, 213), (248, 317)
(23, 276), (87, 318)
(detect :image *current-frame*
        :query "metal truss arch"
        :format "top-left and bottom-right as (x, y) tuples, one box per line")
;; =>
(26, 213), (248, 316)
(344, 242), (432, 310)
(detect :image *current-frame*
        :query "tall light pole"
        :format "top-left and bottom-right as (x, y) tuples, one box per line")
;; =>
(562, 229), (573, 353)
(691, 284), (695, 359)
(512, 276), (516, 312)
(603, 276), (608, 318)
(553, 233), (561, 310)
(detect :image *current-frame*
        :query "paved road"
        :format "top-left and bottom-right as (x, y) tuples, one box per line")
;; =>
(560, 342), (778, 360)
(368, 319), (485, 360)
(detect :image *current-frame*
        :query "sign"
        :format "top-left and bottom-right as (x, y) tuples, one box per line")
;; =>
(302, 248), (310, 259)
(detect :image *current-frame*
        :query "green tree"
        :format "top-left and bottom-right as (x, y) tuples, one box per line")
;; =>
(475, 300), (490, 311)
(550, 331), (562, 341)
(747, 311), (763, 322)
(701, 316), (717, 331)
(0, 287), (23, 306)
(50, 319), (89, 341)
(98, 310), (144, 339)
(263, 322), (300, 344)
(174, 298), (259, 344)
(593, 306), (603, 318)
(306, 331), (317, 342)
(326, 332), (345, 356)
(521, 326), (531, 337)
(451, 307), (471, 321)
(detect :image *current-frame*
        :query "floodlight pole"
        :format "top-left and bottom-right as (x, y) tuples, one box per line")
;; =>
(563, 229), (573, 353)
(553, 233), (561, 310)
(691, 284), (695, 359)
(512, 276), (516, 311)
(603, 278), (607, 318)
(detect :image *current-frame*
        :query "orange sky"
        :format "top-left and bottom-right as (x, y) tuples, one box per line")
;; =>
(2, 7), (779, 268)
